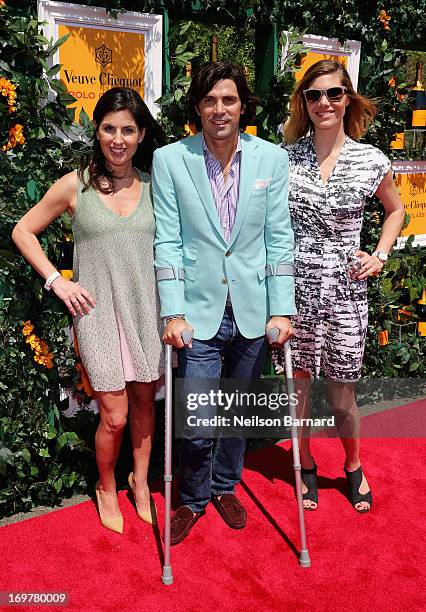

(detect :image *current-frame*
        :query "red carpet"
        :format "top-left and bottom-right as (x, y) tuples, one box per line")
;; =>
(1, 434), (425, 611)
(314, 399), (426, 438)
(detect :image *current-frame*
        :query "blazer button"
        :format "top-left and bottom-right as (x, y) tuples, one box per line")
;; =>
(221, 277), (228, 285)
(225, 250), (231, 257)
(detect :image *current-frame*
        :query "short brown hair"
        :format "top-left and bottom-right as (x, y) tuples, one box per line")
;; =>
(186, 60), (259, 131)
(284, 60), (377, 143)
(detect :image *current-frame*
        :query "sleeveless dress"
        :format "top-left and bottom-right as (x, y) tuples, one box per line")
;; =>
(273, 135), (391, 381)
(71, 169), (164, 392)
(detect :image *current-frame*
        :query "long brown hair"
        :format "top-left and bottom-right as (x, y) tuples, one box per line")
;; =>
(79, 87), (167, 194)
(284, 60), (377, 144)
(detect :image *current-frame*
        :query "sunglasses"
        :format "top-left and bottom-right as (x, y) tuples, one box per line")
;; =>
(303, 86), (347, 104)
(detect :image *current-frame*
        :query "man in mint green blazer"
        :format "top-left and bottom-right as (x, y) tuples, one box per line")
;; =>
(152, 61), (296, 545)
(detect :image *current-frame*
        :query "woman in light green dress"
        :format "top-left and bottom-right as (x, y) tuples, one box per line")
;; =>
(13, 88), (167, 534)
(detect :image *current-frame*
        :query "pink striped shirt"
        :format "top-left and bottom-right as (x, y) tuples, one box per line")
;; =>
(202, 133), (241, 243)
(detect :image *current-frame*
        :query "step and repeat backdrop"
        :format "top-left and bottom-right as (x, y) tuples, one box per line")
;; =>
(38, 0), (163, 120)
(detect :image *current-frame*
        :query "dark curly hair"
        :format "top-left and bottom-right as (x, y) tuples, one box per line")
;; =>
(186, 61), (259, 131)
(80, 87), (167, 194)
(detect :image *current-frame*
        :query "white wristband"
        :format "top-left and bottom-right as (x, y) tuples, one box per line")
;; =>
(44, 271), (62, 291)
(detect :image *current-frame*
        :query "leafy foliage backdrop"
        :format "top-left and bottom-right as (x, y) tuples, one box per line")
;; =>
(0, 0), (424, 517)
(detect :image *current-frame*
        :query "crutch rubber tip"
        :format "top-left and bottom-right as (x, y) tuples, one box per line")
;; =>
(162, 566), (173, 585)
(299, 550), (311, 568)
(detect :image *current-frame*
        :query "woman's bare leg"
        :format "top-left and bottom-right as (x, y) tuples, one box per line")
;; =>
(327, 381), (371, 511)
(95, 389), (129, 519)
(294, 371), (317, 509)
(127, 380), (157, 512)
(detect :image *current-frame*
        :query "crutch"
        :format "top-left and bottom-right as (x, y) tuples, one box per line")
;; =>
(268, 328), (311, 568)
(162, 328), (193, 585)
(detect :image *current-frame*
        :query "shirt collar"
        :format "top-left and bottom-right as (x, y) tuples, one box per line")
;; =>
(201, 132), (242, 161)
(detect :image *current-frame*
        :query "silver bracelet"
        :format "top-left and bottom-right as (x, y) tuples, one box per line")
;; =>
(372, 250), (389, 264)
(164, 315), (185, 324)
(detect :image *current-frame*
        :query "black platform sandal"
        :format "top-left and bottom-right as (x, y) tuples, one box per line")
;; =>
(344, 465), (372, 513)
(301, 464), (318, 510)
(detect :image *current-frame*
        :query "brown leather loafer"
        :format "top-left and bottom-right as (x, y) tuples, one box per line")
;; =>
(170, 505), (205, 545)
(211, 494), (247, 529)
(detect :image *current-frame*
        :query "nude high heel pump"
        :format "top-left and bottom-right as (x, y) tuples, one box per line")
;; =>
(128, 472), (157, 525)
(95, 482), (124, 534)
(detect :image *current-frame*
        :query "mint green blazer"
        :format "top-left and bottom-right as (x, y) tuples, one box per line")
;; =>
(152, 132), (296, 340)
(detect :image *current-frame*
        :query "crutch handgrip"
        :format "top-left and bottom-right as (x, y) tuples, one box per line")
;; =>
(266, 326), (280, 343)
(181, 329), (193, 346)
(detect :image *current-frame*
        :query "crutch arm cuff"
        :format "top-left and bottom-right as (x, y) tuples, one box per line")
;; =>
(265, 263), (294, 277)
(155, 267), (185, 281)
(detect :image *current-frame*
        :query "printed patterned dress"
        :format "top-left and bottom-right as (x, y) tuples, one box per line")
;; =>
(72, 169), (164, 392)
(273, 135), (391, 381)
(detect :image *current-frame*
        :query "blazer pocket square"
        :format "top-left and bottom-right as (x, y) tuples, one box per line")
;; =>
(254, 177), (272, 189)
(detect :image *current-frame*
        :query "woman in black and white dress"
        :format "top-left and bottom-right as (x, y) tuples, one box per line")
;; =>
(273, 60), (405, 512)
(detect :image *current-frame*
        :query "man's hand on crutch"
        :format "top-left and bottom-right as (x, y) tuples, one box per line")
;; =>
(163, 318), (194, 349)
(266, 316), (294, 346)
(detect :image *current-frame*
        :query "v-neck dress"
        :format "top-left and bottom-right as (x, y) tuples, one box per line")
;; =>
(71, 169), (164, 391)
(273, 135), (391, 380)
